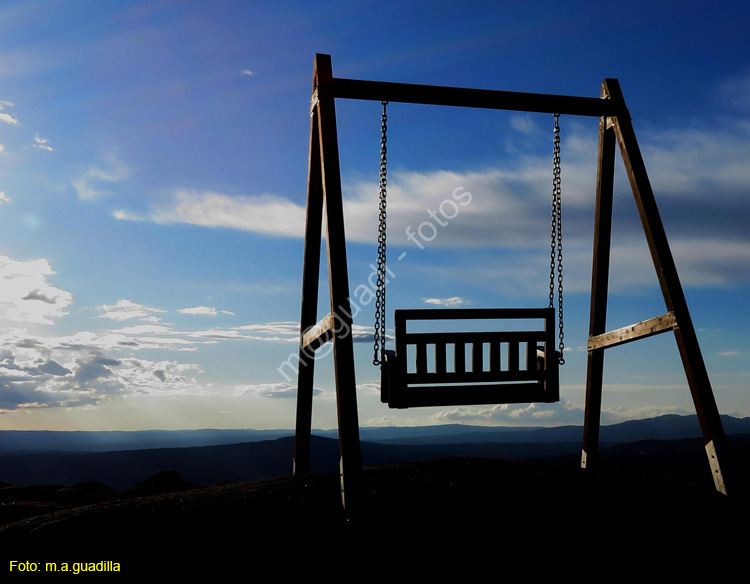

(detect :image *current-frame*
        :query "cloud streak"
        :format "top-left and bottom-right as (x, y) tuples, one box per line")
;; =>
(178, 306), (218, 316)
(95, 299), (167, 323)
(74, 156), (130, 200)
(117, 190), (306, 237)
(33, 136), (53, 151)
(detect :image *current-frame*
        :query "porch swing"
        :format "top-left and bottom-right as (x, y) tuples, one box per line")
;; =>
(374, 103), (565, 409)
(296, 55), (733, 507)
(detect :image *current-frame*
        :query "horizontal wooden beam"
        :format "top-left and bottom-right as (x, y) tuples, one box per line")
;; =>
(403, 330), (548, 344)
(396, 307), (553, 321)
(301, 312), (333, 350)
(330, 78), (621, 117)
(392, 383), (557, 409)
(588, 312), (677, 351)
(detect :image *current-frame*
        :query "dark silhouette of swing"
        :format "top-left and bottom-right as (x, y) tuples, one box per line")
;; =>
(379, 308), (560, 408)
(294, 54), (734, 511)
(374, 105), (564, 409)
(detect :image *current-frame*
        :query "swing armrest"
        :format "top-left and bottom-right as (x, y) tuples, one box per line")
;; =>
(536, 347), (561, 367)
(380, 350), (398, 405)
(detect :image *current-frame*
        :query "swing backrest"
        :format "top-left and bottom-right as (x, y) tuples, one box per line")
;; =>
(381, 308), (559, 408)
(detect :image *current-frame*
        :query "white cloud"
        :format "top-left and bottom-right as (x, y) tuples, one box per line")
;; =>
(0, 333), (203, 411)
(95, 299), (167, 322)
(143, 190), (306, 237)
(0, 255), (73, 324)
(240, 69), (256, 76)
(509, 115), (540, 136)
(0, 191), (9, 204)
(234, 382), (319, 398)
(178, 306), (218, 316)
(422, 296), (470, 307)
(73, 156), (130, 200)
(432, 400), (691, 426)
(434, 401), (584, 425)
(0, 112), (18, 125)
(113, 107), (750, 294)
(33, 135), (53, 151)
(112, 209), (141, 221)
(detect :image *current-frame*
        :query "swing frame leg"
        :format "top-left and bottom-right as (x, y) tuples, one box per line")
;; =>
(293, 53), (363, 515)
(582, 80), (734, 495)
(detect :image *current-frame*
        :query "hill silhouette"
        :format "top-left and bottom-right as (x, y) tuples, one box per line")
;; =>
(1, 455), (745, 572)
(1, 416), (748, 572)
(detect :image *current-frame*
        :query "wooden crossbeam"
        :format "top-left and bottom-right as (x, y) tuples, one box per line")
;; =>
(330, 78), (619, 117)
(587, 312), (677, 351)
(301, 312), (334, 350)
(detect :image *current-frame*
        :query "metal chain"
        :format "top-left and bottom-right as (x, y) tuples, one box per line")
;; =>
(373, 101), (388, 366)
(549, 113), (565, 365)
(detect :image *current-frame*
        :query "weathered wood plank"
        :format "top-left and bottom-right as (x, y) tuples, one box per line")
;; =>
(301, 312), (334, 350)
(403, 331), (547, 345)
(587, 312), (677, 351)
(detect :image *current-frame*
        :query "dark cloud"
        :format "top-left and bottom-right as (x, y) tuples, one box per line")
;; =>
(22, 289), (58, 304)
(35, 360), (72, 376)
(0, 379), (96, 410)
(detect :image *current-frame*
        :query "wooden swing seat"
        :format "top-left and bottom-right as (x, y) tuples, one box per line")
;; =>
(381, 308), (559, 409)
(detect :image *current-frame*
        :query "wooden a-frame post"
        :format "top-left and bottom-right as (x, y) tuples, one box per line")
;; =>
(293, 54), (734, 509)
(582, 79), (733, 494)
(293, 54), (362, 512)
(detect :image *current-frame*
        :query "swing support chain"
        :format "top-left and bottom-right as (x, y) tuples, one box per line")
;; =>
(373, 100), (389, 366)
(550, 113), (565, 364)
(374, 106), (565, 366)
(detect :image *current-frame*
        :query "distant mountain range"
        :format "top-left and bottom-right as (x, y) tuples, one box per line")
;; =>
(1, 414), (748, 452)
(0, 414), (747, 490)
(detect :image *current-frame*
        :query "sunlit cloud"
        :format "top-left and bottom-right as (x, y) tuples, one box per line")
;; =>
(433, 400), (692, 426)
(108, 96), (750, 304)
(95, 299), (167, 323)
(137, 190), (307, 237)
(109, 113), (750, 297)
(240, 69), (256, 76)
(0, 339), (203, 411)
(422, 296), (470, 307)
(0, 255), (73, 324)
(234, 382), (320, 398)
(0, 112), (18, 125)
(178, 306), (218, 316)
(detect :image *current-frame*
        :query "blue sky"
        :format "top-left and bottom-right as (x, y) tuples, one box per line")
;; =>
(1, 0), (749, 431)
